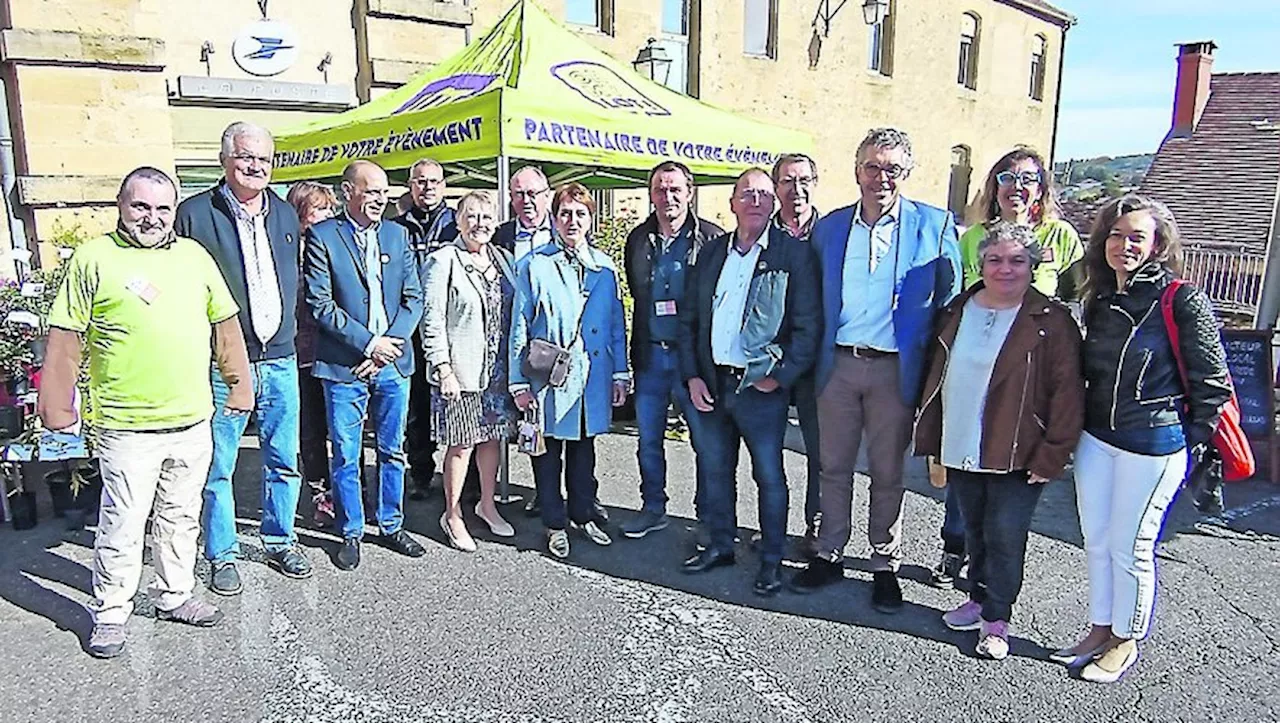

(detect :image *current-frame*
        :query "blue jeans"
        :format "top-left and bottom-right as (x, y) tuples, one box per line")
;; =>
(697, 373), (790, 564)
(942, 483), (967, 555)
(323, 369), (410, 539)
(634, 343), (707, 515)
(203, 356), (302, 563)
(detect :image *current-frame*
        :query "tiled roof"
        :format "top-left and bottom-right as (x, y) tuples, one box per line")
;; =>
(1140, 73), (1280, 252)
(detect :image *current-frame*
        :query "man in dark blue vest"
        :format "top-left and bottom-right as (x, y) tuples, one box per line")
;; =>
(175, 122), (312, 596)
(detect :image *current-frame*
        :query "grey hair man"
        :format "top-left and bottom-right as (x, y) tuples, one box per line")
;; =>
(40, 166), (254, 658)
(175, 121), (312, 594)
(788, 127), (962, 614)
(391, 157), (460, 495)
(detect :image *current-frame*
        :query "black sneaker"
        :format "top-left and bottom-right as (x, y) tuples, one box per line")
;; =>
(789, 558), (843, 593)
(622, 510), (669, 539)
(592, 498), (609, 524)
(871, 571), (903, 614)
(267, 547), (314, 579)
(930, 552), (965, 589)
(209, 561), (243, 596)
(380, 530), (426, 558)
(336, 538), (361, 571)
(523, 495), (541, 518)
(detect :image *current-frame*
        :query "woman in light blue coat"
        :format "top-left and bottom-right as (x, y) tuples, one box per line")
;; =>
(510, 182), (630, 558)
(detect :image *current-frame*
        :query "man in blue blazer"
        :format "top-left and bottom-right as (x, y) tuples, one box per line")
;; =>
(788, 128), (961, 614)
(175, 122), (311, 594)
(678, 168), (821, 597)
(304, 160), (426, 570)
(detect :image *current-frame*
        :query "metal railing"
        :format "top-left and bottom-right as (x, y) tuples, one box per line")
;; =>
(1182, 247), (1268, 317)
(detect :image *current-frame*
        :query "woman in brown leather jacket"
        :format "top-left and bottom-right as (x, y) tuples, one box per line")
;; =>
(914, 221), (1084, 660)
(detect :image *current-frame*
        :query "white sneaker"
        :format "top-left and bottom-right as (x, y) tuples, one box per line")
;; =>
(573, 520), (612, 546)
(547, 529), (570, 558)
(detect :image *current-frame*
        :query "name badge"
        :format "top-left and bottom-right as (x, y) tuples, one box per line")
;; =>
(655, 300), (677, 316)
(125, 277), (160, 304)
(1041, 246), (1055, 263)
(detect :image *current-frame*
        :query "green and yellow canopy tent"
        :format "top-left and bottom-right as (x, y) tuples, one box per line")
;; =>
(270, 0), (812, 192)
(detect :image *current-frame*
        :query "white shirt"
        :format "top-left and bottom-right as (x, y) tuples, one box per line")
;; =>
(940, 298), (1022, 472)
(220, 185), (283, 346)
(513, 216), (552, 261)
(710, 228), (769, 368)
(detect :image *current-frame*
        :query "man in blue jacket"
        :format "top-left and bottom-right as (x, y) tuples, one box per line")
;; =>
(175, 122), (311, 595)
(788, 128), (961, 614)
(305, 160), (426, 571)
(678, 168), (821, 597)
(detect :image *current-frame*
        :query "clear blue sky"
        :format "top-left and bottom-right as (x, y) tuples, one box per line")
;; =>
(1055, 0), (1280, 161)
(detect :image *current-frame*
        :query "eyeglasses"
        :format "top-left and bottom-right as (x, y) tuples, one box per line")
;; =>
(860, 163), (906, 180)
(996, 171), (1042, 187)
(411, 177), (444, 188)
(736, 189), (776, 203)
(231, 152), (273, 167)
(778, 176), (817, 189)
(512, 188), (549, 200)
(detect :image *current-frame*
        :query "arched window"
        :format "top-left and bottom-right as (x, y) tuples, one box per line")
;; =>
(1030, 34), (1048, 101)
(958, 13), (980, 90)
(948, 145), (973, 219)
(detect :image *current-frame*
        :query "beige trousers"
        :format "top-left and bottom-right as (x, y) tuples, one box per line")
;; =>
(88, 420), (213, 625)
(814, 352), (914, 572)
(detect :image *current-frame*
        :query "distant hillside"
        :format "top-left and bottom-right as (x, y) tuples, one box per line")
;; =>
(1054, 153), (1155, 201)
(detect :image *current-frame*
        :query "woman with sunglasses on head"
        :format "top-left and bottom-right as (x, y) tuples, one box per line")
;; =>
(929, 147), (1086, 590)
(1054, 195), (1230, 682)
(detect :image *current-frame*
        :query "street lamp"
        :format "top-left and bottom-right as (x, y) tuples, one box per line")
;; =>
(632, 37), (672, 85)
(862, 0), (889, 25)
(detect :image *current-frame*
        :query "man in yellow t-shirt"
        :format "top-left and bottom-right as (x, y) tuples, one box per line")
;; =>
(37, 167), (253, 659)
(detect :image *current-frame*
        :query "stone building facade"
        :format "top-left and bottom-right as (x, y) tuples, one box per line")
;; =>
(0, 0), (1071, 272)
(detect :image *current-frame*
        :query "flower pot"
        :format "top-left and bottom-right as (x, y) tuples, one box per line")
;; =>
(9, 489), (37, 530)
(45, 469), (73, 518)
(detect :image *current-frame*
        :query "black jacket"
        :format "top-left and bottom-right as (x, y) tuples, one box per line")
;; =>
(391, 202), (458, 283)
(624, 212), (723, 371)
(492, 218), (530, 255)
(175, 184), (301, 361)
(1082, 263), (1232, 445)
(678, 225), (821, 391)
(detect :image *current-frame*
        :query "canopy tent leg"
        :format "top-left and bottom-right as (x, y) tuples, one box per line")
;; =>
(494, 155), (522, 506)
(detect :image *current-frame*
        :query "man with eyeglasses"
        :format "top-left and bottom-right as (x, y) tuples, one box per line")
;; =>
(392, 158), (459, 498)
(771, 154), (823, 556)
(620, 160), (723, 540)
(176, 121), (313, 595)
(679, 168), (821, 597)
(789, 128), (961, 615)
(304, 160), (427, 571)
(495, 165), (553, 262)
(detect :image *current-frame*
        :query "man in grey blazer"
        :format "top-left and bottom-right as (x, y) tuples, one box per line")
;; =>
(304, 160), (427, 571)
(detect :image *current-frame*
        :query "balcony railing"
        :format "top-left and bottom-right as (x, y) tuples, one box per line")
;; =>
(1182, 247), (1268, 318)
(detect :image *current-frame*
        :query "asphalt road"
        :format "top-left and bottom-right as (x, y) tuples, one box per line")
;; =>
(1, 427), (1278, 723)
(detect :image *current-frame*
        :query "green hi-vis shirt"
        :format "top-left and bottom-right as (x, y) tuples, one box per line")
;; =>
(959, 218), (1085, 299)
(48, 232), (240, 431)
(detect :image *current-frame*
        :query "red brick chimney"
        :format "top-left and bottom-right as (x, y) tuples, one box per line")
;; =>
(1170, 40), (1217, 138)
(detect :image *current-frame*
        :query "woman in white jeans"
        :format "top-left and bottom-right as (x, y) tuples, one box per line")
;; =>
(1057, 195), (1232, 682)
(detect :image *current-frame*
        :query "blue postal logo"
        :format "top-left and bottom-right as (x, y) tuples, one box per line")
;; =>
(394, 74), (500, 115)
(550, 61), (670, 117)
(232, 20), (300, 77)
